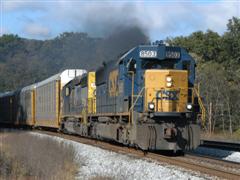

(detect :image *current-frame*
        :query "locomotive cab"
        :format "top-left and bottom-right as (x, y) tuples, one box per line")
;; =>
(125, 45), (197, 117)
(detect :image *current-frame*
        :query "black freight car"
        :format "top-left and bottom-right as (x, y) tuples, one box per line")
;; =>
(0, 91), (21, 125)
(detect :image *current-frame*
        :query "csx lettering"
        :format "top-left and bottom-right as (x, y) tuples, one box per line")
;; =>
(157, 90), (180, 101)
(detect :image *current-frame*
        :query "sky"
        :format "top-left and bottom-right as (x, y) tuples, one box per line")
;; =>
(1, 0), (240, 41)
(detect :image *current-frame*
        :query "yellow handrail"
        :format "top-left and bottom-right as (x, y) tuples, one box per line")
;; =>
(193, 86), (206, 127)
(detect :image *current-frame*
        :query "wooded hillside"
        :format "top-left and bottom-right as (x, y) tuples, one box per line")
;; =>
(0, 27), (149, 91)
(168, 17), (240, 134)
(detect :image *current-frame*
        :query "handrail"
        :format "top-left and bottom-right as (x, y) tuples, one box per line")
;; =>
(180, 86), (206, 127)
(129, 87), (145, 125)
(129, 87), (145, 111)
(193, 86), (206, 127)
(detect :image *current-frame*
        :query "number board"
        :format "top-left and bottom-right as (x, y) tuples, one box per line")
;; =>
(139, 50), (157, 58)
(165, 51), (181, 59)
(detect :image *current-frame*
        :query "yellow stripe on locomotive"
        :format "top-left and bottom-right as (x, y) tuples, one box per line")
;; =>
(87, 72), (96, 114)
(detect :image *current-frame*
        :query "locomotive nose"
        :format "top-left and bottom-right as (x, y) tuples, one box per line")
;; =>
(144, 69), (188, 113)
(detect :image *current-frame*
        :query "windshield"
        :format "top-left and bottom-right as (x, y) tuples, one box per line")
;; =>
(141, 59), (176, 70)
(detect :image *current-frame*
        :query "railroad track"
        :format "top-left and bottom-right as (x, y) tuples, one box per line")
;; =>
(200, 139), (240, 151)
(33, 130), (240, 180)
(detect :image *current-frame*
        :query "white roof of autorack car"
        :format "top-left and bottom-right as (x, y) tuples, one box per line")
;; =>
(35, 69), (87, 89)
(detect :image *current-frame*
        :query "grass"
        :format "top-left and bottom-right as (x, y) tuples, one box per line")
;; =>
(201, 129), (240, 141)
(0, 130), (78, 180)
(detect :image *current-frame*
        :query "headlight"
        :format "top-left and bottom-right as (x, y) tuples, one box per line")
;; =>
(166, 82), (172, 87)
(166, 77), (172, 82)
(186, 104), (193, 110)
(148, 103), (155, 110)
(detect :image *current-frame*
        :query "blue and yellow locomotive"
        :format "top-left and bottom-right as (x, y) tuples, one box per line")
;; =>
(61, 42), (205, 151)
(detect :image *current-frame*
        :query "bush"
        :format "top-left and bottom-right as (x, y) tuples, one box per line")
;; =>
(233, 129), (240, 139)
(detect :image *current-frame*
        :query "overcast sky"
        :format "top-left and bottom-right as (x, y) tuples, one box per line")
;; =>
(1, 0), (240, 40)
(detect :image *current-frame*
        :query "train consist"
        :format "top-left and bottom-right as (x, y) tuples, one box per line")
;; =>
(0, 43), (205, 151)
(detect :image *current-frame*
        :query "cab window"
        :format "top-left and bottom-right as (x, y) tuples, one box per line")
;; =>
(141, 59), (176, 70)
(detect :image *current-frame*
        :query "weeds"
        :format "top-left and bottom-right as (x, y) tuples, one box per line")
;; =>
(201, 130), (240, 141)
(0, 131), (78, 180)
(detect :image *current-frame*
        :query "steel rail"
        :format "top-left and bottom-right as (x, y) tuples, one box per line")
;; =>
(200, 139), (240, 151)
(186, 152), (240, 166)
